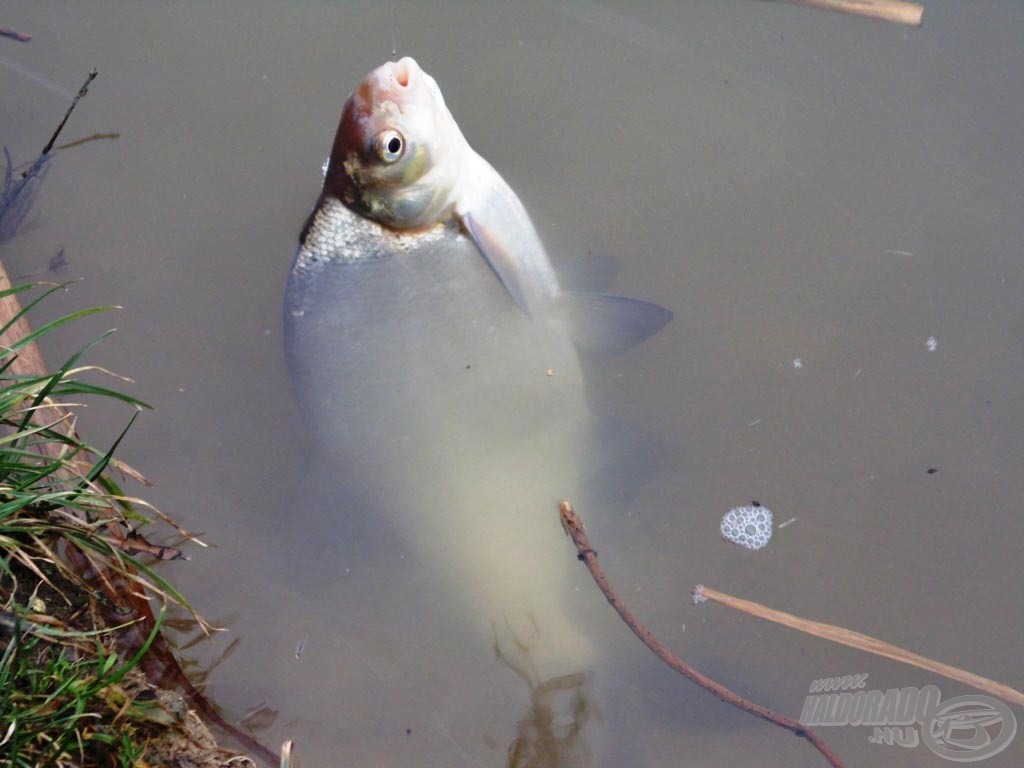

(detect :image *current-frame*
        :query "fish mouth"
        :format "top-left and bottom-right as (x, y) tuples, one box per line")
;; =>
(390, 57), (418, 88)
(365, 56), (421, 104)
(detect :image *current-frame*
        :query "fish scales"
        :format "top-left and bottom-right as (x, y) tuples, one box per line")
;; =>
(286, 195), (596, 671)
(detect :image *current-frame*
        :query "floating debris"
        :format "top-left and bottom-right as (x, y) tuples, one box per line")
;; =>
(720, 505), (773, 551)
(0, 27), (32, 43)
(926, 336), (937, 351)
(793, 358), (803, 369)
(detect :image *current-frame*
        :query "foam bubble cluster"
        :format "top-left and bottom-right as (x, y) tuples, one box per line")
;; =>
(720, 505), (773, 551)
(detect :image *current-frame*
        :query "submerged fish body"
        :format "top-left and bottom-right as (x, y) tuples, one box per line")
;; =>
(286, 198), (595, 671)
(285, 58), (668, 676)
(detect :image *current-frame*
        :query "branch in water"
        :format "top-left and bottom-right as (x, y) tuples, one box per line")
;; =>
(41, 68), (98, 156)
(558, 501), (845, 768)
(0, 27), (32, 42)
(57, 132), (121, 151)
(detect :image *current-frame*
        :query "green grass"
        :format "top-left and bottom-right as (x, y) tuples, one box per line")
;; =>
(0, 608), (164, 768)
(0, 282), (203, 767)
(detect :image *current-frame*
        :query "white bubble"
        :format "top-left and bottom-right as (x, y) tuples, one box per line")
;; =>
(720, 505), (773, 551)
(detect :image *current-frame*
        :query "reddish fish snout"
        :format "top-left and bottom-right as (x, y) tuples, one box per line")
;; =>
(365, 56), (420, 102)
(387, 57), (419, 89)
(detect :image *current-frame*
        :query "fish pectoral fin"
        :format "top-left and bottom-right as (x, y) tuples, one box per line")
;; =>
(557, 291), (673, 353)
(460, 211), (531, 316)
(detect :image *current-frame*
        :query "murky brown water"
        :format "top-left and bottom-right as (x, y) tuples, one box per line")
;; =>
(3, 2), (1022, 766)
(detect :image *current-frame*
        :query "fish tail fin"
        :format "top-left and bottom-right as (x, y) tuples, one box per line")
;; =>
(558, 291), (672, 353)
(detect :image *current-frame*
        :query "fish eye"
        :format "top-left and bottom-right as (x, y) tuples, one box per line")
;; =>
(374, 130), (405, 164)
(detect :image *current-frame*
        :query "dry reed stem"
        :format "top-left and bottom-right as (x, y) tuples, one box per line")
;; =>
(773, 0), (923, 26)
(694, 585), (1024, 707)
(558, 501), (844, 768)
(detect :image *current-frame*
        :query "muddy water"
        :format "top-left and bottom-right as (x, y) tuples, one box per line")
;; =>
(3, 2), (1022, 766)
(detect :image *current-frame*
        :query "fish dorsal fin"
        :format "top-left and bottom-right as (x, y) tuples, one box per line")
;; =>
(460, 210), (532, 316)
(557, 291), (673, 353)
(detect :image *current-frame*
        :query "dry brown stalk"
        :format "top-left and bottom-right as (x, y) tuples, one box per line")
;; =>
(771, 0), (924, 26)
(694, 585), (1024, 708)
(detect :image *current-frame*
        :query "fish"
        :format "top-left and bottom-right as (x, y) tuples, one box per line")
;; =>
(283, 57), (670, 679)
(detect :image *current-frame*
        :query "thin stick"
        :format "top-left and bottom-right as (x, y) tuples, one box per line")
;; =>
(41, 69), (98, 156)
(56, 132), (121, 151)
(0, 27), (32, 42)
(695, 585), (1024, 707)
(771, 0), (923, 26)
(558, 502), (844, 768)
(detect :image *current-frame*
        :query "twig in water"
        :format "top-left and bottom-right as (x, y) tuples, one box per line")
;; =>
(558, 501), (844, 768)
(0, 27), (31, 42)
(768, 0), (923, 26)
(41, 68), (98, 156)
(693, 585), (1024, 707)
(56, 132), (121, 151)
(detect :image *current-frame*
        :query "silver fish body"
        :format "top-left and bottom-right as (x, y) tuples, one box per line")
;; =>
(285, 196), (596, 671)
(284, 57), (669, 682)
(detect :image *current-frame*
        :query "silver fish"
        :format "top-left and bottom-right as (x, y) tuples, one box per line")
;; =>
(284, 57), (669, 676)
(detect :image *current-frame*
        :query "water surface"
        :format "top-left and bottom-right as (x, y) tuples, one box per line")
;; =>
(3, 2), (1022, 765)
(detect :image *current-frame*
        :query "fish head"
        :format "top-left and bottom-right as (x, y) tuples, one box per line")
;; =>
(324, 57), (465, 230)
